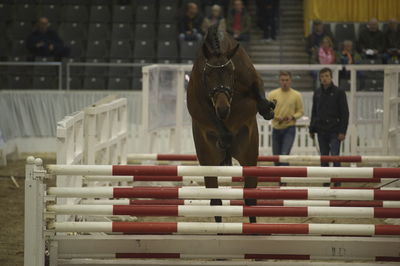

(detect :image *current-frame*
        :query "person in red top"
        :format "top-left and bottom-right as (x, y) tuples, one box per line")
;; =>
(226, 0), (251, 42)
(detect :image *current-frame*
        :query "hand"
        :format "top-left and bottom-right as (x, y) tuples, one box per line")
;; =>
(49, 44), (54, 51)
(337, 134), (346, 141)
(257, 99), (275, 120)
(309, 133), (315, 140)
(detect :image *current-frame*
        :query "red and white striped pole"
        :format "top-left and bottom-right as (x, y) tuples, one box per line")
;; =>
(51, 221), (400, 236)
(47, 205), (400, 218)
(47, 187), (400, 200)
(80, 199), (400, 208)
(47, 165), (400, 178)
(127, 154), (400, 164)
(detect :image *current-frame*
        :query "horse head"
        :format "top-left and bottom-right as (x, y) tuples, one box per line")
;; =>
(202, 25), (240, 121)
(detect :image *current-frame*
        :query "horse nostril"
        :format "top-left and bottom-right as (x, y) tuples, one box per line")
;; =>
(217, 106), (230, 120)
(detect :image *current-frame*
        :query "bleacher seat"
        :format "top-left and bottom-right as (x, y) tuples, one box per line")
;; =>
(7, 75), (32, 89)
(89, 5), (110, 23)
(84, 58), (108, 76)
(158, 23), (178, 41)
(39, 5), (61, 23)
(0, 38), (10, 60)
(10, 39), (29, 59)
(32, 76), (57, 89)
(133, 39), (155, 61)
(108, 77), (130, 90)
(108, 59), (132, 77)
(134, 23), (156, 41)
(157, 40), (178, 62)
(63, 57), (84, 75)
(135, 3), (156, 23)
(112, 5), (133, 23)
(158, 0), (179, 23)
(132, 76), (142, 90)
(65, 40), (85, 59)
(63, 5), (89, 23)
(7, 21), (33, 40)
(179, 40), (201, 62)
(86, 40), (109, 58)
(334, 23), (356, 43)
(0, 4), (13, 22)
(111, 23), (133, 40)
(110, 40), (132, 59)
(33, 57), (57, 75)
(67, 76), (82, 90)
(59, 22), (87, 41)
(364, 78), (383, 91)
(13, 4), (37, 22)
(88, 23), (111, 41)
(83, 76), (106, 90)
(361, 58), (383, 64)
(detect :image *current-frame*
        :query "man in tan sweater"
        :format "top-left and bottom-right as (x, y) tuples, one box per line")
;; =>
(267, 71), (304, 166)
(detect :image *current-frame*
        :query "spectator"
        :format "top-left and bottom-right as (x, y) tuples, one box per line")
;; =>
(317, 36), (336, 64)
(203, 0), (230, 14)
(267, 71), (304, 166)
(226, 0), (251, 42)
(383, 18), (400, 64)
(305, 20), (334, 59)
(309, 68), (349, 167)
(202, 5), (226, 33)
(358, 18), (385, 60)
(337, 40), (362, 64)
(256, 0), (279, 41)
(179, 2), (204, 42)
(26, 17), (70, 59)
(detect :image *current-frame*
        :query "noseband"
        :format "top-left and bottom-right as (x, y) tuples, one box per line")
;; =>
(203, 59), (235, 105)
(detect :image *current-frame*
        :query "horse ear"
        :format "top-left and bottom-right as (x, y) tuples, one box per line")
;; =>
(202, 43), (212, 60)
(226, 43), (240, 60)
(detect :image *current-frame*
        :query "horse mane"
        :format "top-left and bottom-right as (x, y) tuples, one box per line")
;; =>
(205, 24), (222, 57)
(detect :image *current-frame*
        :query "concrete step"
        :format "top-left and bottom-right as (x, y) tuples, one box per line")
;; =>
(250, 51), (308, 59)
(281, 10), (303, 16)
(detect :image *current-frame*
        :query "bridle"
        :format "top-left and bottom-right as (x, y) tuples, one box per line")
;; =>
(203, 59), (235, 106)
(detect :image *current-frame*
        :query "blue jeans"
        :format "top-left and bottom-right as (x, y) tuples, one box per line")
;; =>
(317, 132), (341, 167)
(272, 126), (295, 166)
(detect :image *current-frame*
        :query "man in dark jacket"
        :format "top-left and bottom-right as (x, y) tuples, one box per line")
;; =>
(358, 18), (385, 59)
(178, 2), (204, 41)
(309, 68), (349, 167)
(226, 0), (251, 42)
(305, 20), (334, 60)
(383, 18), (400, 63)
(26, 17), (70, 59)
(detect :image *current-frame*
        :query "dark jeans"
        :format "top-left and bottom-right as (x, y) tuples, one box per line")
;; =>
(272, 126), (295, 166)
(317, 132), (341, 167)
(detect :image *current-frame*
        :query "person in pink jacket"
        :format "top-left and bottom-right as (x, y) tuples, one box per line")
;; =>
(317, 36), (336, 64)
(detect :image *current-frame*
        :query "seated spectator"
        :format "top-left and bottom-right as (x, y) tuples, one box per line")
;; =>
(305, 20), (334, 59)
(202, 5), (226, 33)
(383, 18), (400, 64)
(358, 18), (385, 59)
(256, 0), (279, 41)
(179, 2), (204, 42)
(226, 0), (251, 42)
(317, 36), (335, 64)
(203, 0), (230, 14)
(337, 40), (361, 64)
(26, 17), (70, 59)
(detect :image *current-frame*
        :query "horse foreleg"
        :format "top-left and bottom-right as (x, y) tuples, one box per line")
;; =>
(232, 125), (259, 223)
(251, 80), (275, 120)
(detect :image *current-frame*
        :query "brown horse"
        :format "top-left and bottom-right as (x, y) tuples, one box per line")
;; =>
(187, 25), (275, 223)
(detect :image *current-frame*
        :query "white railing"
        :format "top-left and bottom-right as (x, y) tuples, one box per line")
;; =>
(141, 64), (400, 156)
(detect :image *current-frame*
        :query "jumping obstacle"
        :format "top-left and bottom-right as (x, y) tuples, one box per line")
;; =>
(26, 157), (400, 266)
(47, 164), (400, 178)
(128, 154), (400, 164)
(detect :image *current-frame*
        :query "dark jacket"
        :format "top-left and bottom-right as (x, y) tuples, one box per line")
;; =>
(309, 83), (349, 135)
(226, 8), (251, 34)
(384, 28), (400, 50)
(179, 14), (204, 34)
(26, 29), (64, 56)
(358, 29), (385, 53)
